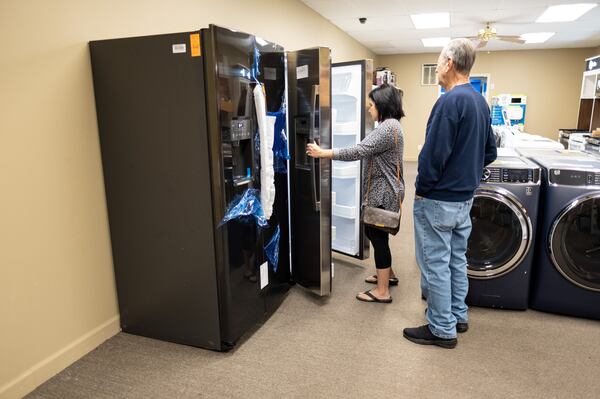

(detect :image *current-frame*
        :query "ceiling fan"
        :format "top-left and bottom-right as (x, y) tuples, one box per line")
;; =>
(466, 23), (525, 48)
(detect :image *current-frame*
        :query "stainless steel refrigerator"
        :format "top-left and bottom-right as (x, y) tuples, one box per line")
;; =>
(330, 60), (373, 259)
(89, 25), (332, 351)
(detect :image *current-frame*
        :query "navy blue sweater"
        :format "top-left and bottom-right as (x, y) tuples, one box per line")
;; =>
(416, 83), (497, 202)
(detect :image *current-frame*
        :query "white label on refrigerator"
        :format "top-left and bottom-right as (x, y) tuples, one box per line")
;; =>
(297, 65), (309, 79)
(172, 44), (186, 54)
(332, 262), (335, 279)
(264, 67), (277, 80)
(260, 261), (269, 289)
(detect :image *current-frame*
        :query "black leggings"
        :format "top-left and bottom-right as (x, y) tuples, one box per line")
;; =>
(365, 226), (391, 269)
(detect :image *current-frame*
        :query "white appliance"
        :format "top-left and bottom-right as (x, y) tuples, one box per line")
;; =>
(493, 126), (563, 150)
(570, 134), (591, 151)
(331, 60), (373, 259)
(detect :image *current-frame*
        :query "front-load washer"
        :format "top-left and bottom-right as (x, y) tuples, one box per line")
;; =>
(525, 154), (600, 319)
(505, 132), (564, 151)
(569, 133), (591, 152)
(466, 154), (541, 309)
(558, 129), (590, 150)
(517, 147), (596, 161)
(584, 137), (600, 158)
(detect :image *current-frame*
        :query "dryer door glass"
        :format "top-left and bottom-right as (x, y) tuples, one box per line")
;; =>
(550, 195), (600, 292)
(467, 194), (530, 279)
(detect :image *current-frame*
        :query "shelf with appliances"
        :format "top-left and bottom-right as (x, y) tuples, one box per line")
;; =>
(577, 54), (600, 132)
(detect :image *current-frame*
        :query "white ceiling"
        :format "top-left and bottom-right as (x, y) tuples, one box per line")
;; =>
(302, 0), (600, 54)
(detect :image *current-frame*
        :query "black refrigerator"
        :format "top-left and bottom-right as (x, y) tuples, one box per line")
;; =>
(89, 25), (332, 351)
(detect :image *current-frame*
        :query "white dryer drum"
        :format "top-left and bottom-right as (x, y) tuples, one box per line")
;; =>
(467, 187), (533, 279)
(549, 193), (600, 292)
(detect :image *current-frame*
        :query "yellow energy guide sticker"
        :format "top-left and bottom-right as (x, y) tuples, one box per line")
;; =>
(190, 33), (201, 57)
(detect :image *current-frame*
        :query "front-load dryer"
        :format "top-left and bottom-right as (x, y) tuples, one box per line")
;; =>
(466, 154), (541, 309)
(525, 155), (600, 319)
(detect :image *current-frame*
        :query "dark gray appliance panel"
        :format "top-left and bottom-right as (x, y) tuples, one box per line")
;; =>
(90, 32), (221, 349)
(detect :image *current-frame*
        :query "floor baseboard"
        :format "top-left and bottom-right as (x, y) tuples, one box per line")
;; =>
(0, 315), (120, 399)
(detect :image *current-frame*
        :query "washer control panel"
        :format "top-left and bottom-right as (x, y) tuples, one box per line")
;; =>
(549, 169), (600, 186)
(482, 167), (540, 184)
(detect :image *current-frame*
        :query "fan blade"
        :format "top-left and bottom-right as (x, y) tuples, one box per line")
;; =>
(497, 35), (526, 44)
(476, 40), (488, 49)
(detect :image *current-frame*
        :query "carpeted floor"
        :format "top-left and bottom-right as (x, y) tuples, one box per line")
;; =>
(27, 162), (600, 399)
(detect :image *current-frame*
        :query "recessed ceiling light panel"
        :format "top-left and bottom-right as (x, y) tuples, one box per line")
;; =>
(536, 3), (597, 23)
(520, 32), (556, 43)
(411, 13), (450, 29)
(421, 37), (451, 47)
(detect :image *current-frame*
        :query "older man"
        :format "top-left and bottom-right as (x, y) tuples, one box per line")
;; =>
(403, 39), (497, 349)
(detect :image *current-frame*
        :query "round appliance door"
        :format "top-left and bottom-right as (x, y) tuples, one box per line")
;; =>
(549, 193), (600, 292)
(467, 187), (532, 279)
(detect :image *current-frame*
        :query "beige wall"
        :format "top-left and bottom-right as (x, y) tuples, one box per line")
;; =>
(379, 48), (596, 161)
(0, 1), (374, 398)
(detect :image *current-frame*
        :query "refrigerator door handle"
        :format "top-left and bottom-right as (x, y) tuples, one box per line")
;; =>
(310, 84), (320, 212)
(311, 156), (320, 211)
(310, 84), (320, 140)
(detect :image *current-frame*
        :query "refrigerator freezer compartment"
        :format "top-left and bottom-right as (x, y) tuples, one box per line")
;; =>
(333, 204), (357, 219)
(332, 239), (358, 256)
(333, 162), (359, 178)
(332, 216), (359, 255)
(332, 72), (352, 93)
(332, 177), (357, 207)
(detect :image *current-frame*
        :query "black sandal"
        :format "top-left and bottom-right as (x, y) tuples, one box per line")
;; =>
(365, 275), (399, 286)
(356, 290), (392, 303)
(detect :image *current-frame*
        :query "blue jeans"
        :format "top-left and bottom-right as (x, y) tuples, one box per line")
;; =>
(413, 196), (473, 339)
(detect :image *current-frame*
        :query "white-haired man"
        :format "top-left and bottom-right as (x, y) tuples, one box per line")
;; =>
(403, 38), (497, 349)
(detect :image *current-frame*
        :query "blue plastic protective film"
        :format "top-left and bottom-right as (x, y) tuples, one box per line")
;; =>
(264, 225), (280, 272)
(268, 110), (290, 173)
(251, 44), (261, 83)
(218, 188), (268, 228)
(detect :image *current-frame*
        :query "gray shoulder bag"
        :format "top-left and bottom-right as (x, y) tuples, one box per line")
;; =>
(361, 128), (402, 235)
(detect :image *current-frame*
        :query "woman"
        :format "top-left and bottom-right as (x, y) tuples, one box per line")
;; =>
(307, 84), (405, 303)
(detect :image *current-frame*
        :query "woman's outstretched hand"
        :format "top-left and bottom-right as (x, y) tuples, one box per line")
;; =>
(306, 141), (333, 159)
(306, 142), (323, 158)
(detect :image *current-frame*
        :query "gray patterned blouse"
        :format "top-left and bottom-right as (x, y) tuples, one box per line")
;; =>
(332, 118), (405, 212)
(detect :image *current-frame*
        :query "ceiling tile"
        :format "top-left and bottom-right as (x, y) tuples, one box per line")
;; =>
(302, 0), (600, 53)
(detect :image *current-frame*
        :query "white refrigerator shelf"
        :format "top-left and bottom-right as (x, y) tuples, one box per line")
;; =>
(333, 121), (358, 135)
(332, 204), (357, 219)
(332, 163), (359, 179)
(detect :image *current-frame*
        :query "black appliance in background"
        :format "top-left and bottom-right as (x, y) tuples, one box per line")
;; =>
(89, 25), (332, 351)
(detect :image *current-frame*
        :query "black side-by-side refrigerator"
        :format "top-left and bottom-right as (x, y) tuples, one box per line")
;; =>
(89, 25), (332, 351)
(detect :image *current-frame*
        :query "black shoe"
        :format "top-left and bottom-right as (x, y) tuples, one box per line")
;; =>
(457, 322), (469, 333)
(403, 324), (457, 349)
(422, 308), (468, 334)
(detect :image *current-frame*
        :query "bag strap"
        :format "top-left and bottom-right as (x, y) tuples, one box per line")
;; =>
(394, 128), (403, 211)
(364, 127), (403, 209)
(364, 159), (373, 206)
